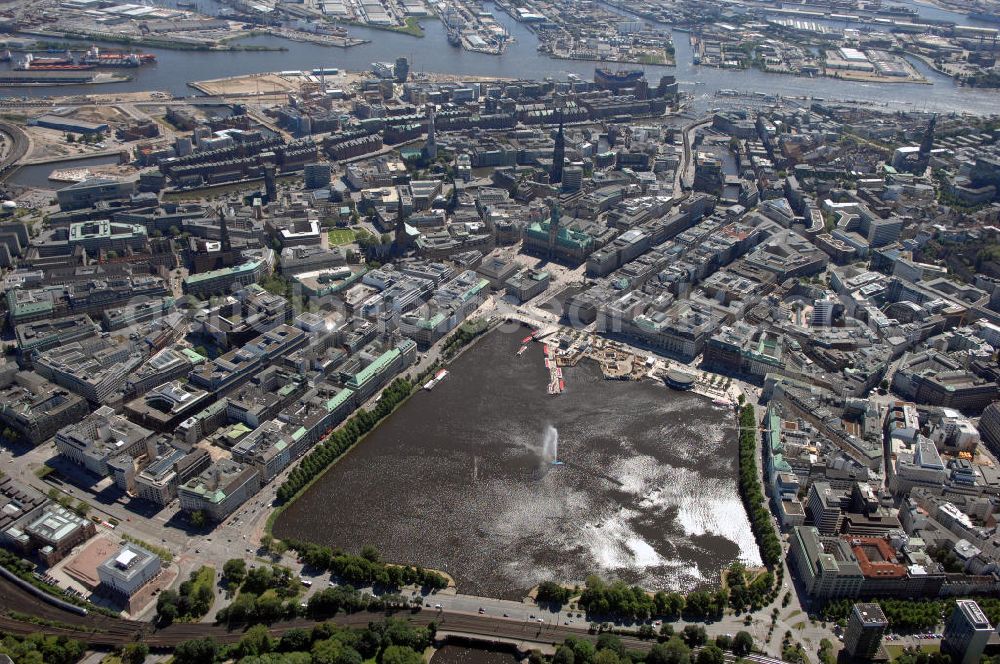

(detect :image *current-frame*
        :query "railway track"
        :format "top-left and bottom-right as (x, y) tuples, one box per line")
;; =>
(0, 121), (30, 181)
(0, 576), (790, 660)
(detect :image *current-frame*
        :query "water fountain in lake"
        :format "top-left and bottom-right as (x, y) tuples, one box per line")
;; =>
(542, 424), (563, 466)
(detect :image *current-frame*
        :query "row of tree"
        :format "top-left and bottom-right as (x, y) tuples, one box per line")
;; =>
(822, 597), (1000, 633)
(820, 598), (943, 631)
(549, 629), (753, 664)
(441, 318), (488, 359)
(275, 377), (414, 504)
(172, 617), (432, 664)
(284, 540), (448, 592)
(736, 405), (783, 568)
(576, 576), (727, 622)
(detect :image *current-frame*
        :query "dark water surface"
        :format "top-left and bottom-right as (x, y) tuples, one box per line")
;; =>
(274, 328), (759, 599)
(5, 154), (121, 188)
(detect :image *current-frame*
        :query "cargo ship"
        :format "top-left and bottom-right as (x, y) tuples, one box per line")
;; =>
(21, 63), (96, 71)
(80, 46), (156, 67)
(448, 29), (462, 46)
(13, 53), (94, 71)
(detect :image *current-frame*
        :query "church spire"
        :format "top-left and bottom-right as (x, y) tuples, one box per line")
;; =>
(424, 103), (437, 161)
(218, 206), (231, 253)
(915, 114), (936, 176)
(550, 110), (565, 185)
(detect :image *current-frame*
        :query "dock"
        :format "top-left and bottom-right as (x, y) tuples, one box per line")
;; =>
(543, 344), (564, 395)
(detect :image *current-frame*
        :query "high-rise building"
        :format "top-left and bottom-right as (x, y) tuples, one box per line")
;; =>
(944, 600), (993, 664)
(304, 162), (332, 189)
(844, 603), (888, 660)
(263, 163), (277, 203)
(811, 293), (838, 327)
(550, 112), (565, 185)
(394, 56), (409, 83)
(562, 165), (583, 192)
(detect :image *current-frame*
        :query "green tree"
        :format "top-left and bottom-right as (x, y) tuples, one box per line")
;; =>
(818, 638), (836, 664)
(173, 638), (219, 664)
(682, 624), (708, 648)
(156, 589), (179, 625)
(537, 580), (572, 606)
(594, 650), (623, 664)
(564, 636), (596, 662)
(553, 645), (576, 664)
(224, 558), (247, 586)
(311, 638), (345, 664)
(237, 624), (274, 658)
(190, 510), (207, 529)
(733, 630), (754, 656)
(279, 628), (311, 653)
(121, 643), (149, 664)
(647, 637), (691, 664)
(596, 633), (625, 658)
(72, 500), (88, 517)
(381, 645), (424, 664)
(697, 644), (725, 664)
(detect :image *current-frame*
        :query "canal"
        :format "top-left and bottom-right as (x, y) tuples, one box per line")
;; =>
(4, 153), (122, 188)
(273, 327), (759, 599)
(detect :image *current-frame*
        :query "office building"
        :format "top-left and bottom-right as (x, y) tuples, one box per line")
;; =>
(943, 600), (993, 664)
(56, 178), (135, 211)
(844, 603), (888, 660)
(178, 458), (260, 522)
(55, 406), (156, 477)
(97, 544), (161, 599)
(789, 526), (864, 599)
(0, 370), (90, 446)
(304, 162), (332, 189)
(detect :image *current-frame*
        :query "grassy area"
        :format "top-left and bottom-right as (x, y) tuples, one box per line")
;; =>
(191, 566), (215, 594)
(328, 228), (356, 245)
(885, 644), (940, 662)
(394, 17), (424, 37)
(637, 52), (667, 65)
(34, 466), (54, 479)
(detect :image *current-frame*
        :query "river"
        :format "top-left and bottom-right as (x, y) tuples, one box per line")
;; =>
(4, 0), (999, 114)
(273, 327), (759, 599)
